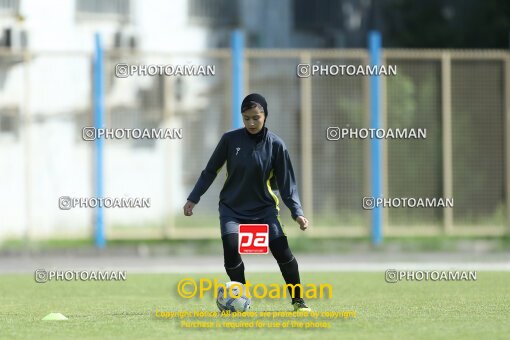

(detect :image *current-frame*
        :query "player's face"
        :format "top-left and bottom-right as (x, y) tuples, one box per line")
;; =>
(242, 107), (265, 134)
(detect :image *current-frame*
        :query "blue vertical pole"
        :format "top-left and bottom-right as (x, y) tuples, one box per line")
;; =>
(231, 30), (244, 129)
(369, 31), (382, 246)
(94, 33), (105, 248)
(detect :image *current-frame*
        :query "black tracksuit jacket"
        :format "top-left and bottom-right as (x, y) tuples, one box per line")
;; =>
(187, 127), (304, 220)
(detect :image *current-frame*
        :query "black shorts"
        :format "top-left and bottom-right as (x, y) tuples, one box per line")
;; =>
(220, 215), (286, 242)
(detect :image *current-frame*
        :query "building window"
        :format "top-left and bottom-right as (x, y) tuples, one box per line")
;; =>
(76, 0), (131, 21)
(188, 0), (239, 27)
(293, 0), (343, 32)
(0, 0), (19, 16)
(0, 107), (20, 139)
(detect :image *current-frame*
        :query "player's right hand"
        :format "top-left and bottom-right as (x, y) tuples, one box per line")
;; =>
(183, 201), (196, 216)
(295, 216), (309, 231)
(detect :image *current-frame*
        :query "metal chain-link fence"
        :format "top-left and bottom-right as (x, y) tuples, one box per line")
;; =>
(0, 49), (508, 239)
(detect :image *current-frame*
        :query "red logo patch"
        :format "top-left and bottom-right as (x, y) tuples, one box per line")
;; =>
(238, 224), (269, 254)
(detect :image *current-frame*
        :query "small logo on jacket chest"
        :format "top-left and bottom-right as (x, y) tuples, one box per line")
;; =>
(235, 147), (241, 156)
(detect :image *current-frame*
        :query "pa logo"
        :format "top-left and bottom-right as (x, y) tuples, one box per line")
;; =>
(238, 224), (269, 254)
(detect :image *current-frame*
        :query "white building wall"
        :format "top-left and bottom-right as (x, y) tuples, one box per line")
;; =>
(0, 0), (202, 239)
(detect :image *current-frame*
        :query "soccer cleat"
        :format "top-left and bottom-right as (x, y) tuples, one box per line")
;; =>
(292, 298), (311, 312)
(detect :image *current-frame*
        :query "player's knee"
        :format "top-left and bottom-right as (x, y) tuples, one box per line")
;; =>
(269, 236), (294, 264)
(222, 233), (242, 268)
(224, 260), (243, 271)
(224, 254), (242, 269)
(223, 247), (243, 268)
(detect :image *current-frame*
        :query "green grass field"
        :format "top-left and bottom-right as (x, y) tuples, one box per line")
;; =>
(1, 272), (509, 339)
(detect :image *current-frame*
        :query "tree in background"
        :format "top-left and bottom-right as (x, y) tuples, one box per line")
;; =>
(383, 0), (510, 48)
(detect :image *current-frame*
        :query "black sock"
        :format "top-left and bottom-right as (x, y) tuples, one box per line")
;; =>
(222, 233), (246, 284)
(278, 257), (302, 300)
(225, 261), (246, 284)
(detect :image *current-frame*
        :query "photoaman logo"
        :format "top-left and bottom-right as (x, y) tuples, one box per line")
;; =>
(177, 278), (332, 300)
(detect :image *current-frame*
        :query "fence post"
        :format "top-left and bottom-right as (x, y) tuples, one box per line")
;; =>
(22, 51), (33, 242)
(505, 53), (510, 235)
(93, 33), (105, 248)
(380, 45), (389, 237)
(231, 30), (244, 129)
(441, 52), (453, 234)
(299, 52), (314, 224)
(368, 31), (383, 245)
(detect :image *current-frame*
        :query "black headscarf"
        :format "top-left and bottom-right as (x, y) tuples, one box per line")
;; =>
(241, 93), (268, 119)
(241, 93), (268, 143)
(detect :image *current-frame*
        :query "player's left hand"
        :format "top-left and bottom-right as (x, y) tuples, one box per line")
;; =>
(295, 216), (309, 231)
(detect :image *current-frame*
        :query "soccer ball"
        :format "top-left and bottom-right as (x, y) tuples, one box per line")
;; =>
(216, 281), (251, 312)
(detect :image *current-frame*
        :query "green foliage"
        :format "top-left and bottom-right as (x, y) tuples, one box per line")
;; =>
(386, 65), (443, 225)
(383, 0), (510, 48)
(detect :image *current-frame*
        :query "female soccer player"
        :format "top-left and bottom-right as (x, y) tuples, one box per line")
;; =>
(183, 93), (311, 311)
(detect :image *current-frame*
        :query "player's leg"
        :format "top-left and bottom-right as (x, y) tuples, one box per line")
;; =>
(220, 217), (246, 284)
(267, 217), (311, 311)
(269, 235), (306, 303)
